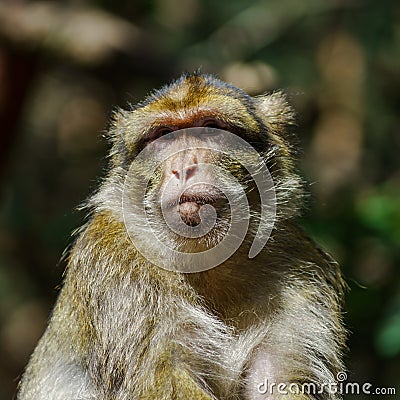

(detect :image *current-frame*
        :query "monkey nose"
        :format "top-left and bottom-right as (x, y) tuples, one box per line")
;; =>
(171, 166), (197, 182)
(185, 166), (196, 180)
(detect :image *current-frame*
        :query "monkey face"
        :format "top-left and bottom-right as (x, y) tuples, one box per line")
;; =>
(121, 128), (276, 272)
(124, 128), (248, 252)
(106, 74), (302, 271)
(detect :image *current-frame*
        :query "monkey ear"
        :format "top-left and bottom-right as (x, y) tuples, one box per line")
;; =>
(254, 91), (296, 130)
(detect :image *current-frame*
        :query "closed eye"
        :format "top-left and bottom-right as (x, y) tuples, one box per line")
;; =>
(143, 119), (228, 143)
(200, 119), (228, 137)
(201, 119), (228, 130)
(144, 126), (174, 142)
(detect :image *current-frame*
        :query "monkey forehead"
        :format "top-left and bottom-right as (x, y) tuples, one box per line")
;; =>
(125, 94), (260, 135)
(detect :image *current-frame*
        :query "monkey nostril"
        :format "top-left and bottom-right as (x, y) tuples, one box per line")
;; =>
(171, 167), (196, 182)
(185, 166), (196, 180)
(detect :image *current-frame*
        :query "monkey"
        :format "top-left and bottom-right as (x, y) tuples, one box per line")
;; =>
(17, 73), (346, 400)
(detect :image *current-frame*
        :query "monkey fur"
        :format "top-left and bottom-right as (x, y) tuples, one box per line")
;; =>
(18, 73), (346, 400)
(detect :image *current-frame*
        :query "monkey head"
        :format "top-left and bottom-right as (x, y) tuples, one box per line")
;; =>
(92, 73), (304, 271)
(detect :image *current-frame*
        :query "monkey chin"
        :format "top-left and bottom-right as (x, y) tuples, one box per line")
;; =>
(176, 192), (226, 227)
(150, 188), (230, 253)
(153, 203), (230, 255)
(178, 201), (201, 227)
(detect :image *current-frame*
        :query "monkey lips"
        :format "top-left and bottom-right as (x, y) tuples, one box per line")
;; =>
(176, 190), (228, 228)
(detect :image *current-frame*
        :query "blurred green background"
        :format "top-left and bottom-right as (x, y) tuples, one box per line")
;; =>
(0, 0), (398, 398)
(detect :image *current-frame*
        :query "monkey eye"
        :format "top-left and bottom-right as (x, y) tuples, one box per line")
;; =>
(145, 127), (174, 142)
(201, 119), (228, 137)
(202, 122), (226, 136)
(201, 119), (227, 130)
(157, 127), (175, 138)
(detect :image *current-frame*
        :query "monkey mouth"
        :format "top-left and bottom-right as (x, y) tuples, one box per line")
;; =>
(163, 190), (222, 208)
(176, 194), (213, 227)
(178, 192), (228, 227)
(158, 185), (228, 228)
(178, 193), (218, 206)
